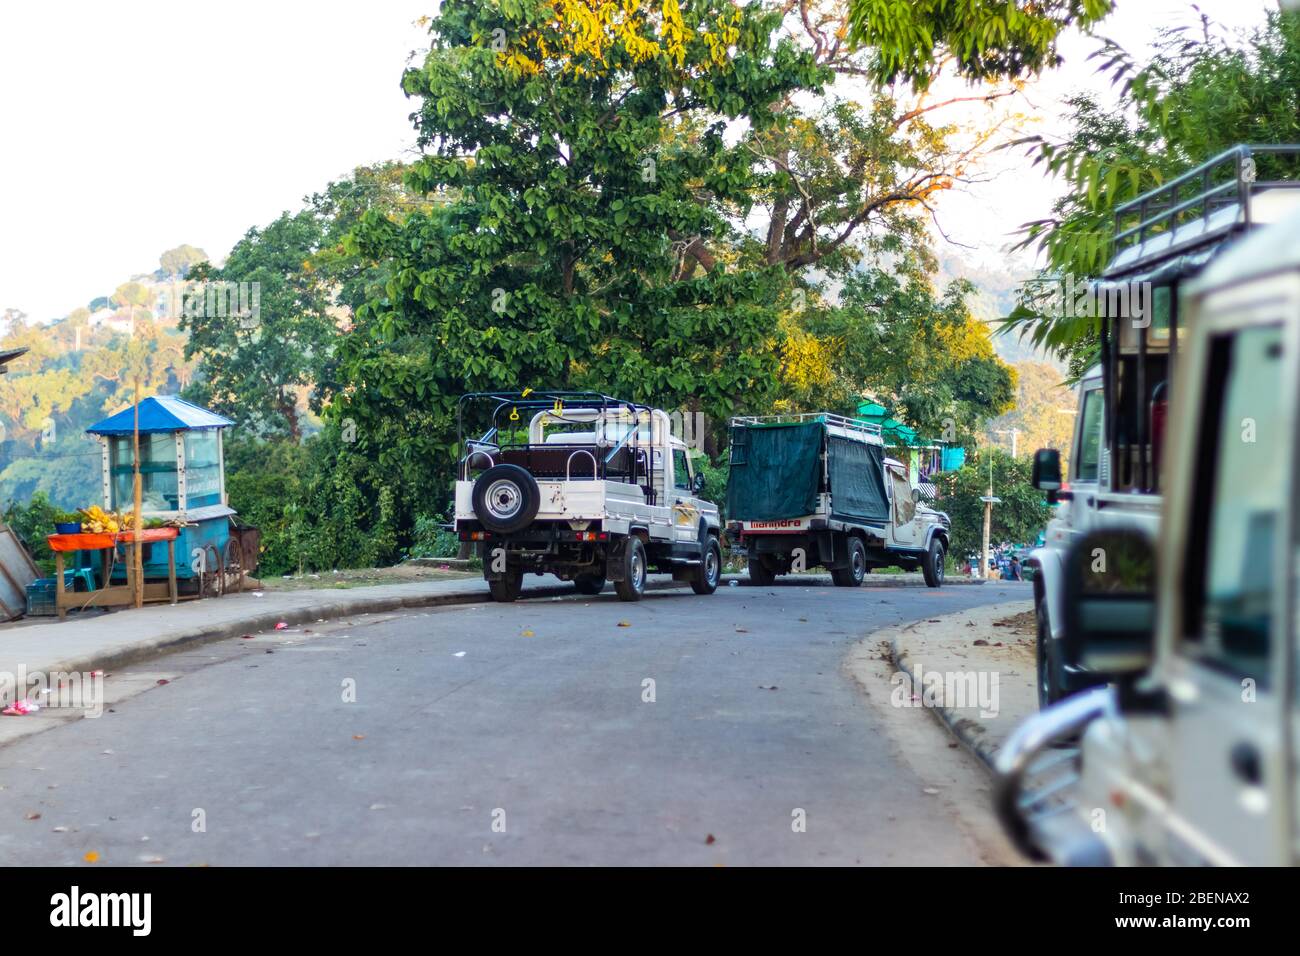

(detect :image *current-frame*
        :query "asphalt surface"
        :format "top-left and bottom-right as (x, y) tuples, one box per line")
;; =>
(0, 575), (1030, 866)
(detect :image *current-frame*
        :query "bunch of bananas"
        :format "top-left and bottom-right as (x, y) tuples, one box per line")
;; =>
(79, 505), (120, 534)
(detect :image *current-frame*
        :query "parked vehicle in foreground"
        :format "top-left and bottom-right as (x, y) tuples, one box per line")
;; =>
(724, 413), (949, 587)
(996, 204), (1300, 866)
(1028, 144), (1300, 707)
(454, 392), (721, 602)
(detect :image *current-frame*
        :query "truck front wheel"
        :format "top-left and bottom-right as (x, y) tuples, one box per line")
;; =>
(614, 538), (648, 602)
(922, 538), (945, 588)
(691, 536), (722, 595)
(831, 537), (866, 587)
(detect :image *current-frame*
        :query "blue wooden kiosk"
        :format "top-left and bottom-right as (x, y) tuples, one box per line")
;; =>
(86, 396), (245, 594)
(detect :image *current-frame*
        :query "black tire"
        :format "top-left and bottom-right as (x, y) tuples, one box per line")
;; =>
(691, 536), (722, 595)
(574, 573), (606, 595)
(471, 464), (540, 534)
(922, 537), (945, 588)
(1036, 598), (1062, 708)
(747, 555), (776, 586)
(614, 537), (647, 602)
(831, 536), (867, 587)
(488, 569), (523, 603)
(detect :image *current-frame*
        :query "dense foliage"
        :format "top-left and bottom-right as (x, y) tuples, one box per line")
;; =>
(935, 449), (1051, 558)
(847, 0), (1113, 88)
(1004, 10), (1300, 370)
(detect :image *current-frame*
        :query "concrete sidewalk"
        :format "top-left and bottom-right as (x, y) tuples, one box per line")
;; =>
(865, 594), (1038, 767)
(0, 572), (631, 680)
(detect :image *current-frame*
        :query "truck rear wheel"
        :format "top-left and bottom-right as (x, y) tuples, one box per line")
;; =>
(831, 537), (866, 587)
(488, 569), (523, 602)
(747, 555), (776, 586)
(691, 537), (721, 595)
(614, 537), (647, 602)
(922, 538), (945, 588)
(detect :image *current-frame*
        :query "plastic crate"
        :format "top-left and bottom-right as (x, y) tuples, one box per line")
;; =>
(25, 570), (96, 617)
(24, 579), (56, 617)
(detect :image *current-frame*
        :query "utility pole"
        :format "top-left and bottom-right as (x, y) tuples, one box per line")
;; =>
(995, 427), (1020, 459)
(132, 378), (144, 609)
(979, 453), (1001, 580)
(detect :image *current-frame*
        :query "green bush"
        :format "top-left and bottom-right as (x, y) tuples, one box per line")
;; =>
(408, 513), (460, 559)
(2, 491), (61, 574)
(693, 453), (730, 522)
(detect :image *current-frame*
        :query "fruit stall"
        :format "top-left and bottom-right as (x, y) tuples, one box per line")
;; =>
(32, 395), (259, 619)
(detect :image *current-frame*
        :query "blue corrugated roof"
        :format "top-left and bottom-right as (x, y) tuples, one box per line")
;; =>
(86, 395), (234, 435)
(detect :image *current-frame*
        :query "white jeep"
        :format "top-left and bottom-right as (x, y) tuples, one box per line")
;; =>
(454, 392), (721, 602)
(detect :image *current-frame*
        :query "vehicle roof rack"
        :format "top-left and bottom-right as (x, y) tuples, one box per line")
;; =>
(731, 412), (883, 440)
(458, 390), (651, 412)
(1105, 144), (1300, 279)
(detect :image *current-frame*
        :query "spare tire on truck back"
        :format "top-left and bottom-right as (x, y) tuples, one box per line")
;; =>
(472, 464), (541, 534)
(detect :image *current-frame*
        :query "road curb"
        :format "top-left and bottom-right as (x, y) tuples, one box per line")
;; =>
(889, 636), (999, 770)
(874, 601), (1034, 771)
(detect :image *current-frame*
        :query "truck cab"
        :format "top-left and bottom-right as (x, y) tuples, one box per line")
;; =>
(1029, 144), (1300, 706)
(996, 205), (1300, 866)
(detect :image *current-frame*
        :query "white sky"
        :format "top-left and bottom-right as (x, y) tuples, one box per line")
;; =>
(937, 0), (1273, 271)
(0, 0), (1277, 321)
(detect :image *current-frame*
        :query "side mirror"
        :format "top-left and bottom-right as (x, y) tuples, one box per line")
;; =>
(692, 472), (706, 495)
(1030, 448), (1062, 491)
(1061, 529), (1157, 680)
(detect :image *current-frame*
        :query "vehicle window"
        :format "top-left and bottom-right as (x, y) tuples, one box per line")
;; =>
(1148, 284), (1172, 344)
(1182, 325), (1285, 686)
(672, 448), (692, 491)
(1073, 388), (1103, 481)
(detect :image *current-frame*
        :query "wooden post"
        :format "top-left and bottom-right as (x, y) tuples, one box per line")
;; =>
(167, 539), (177, 606)
(55, 551), (66, 621)
(132, 379), (144, 609)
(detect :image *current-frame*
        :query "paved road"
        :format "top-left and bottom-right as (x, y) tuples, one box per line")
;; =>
(0, 576), (1030, 865)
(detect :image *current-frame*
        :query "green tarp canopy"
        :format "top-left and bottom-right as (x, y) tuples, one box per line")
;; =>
(827, 434), (889, 523)
(726, 421), (823, 520)
(726, 420), (890, 523)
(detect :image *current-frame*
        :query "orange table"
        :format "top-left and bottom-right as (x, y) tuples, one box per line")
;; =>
(47, 528), (180, 620)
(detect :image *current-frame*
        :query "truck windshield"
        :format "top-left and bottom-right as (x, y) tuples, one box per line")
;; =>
(1183, 324), (1285, 685)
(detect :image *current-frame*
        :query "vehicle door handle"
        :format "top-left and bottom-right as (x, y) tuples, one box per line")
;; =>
(1230, 741), (1262, 785)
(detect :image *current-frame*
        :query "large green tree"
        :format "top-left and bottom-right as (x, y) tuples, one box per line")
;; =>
(1005, 9), (1300, 367)
(181, 211), (334, 441)
(847, 0), (1114, 88)
(778, 257), (1016, 438)
(340, 0), (825, 477)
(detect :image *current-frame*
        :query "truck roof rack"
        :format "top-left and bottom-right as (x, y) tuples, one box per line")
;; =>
(1106, 144), (1300, 279)
(731, 412), (883, 440)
